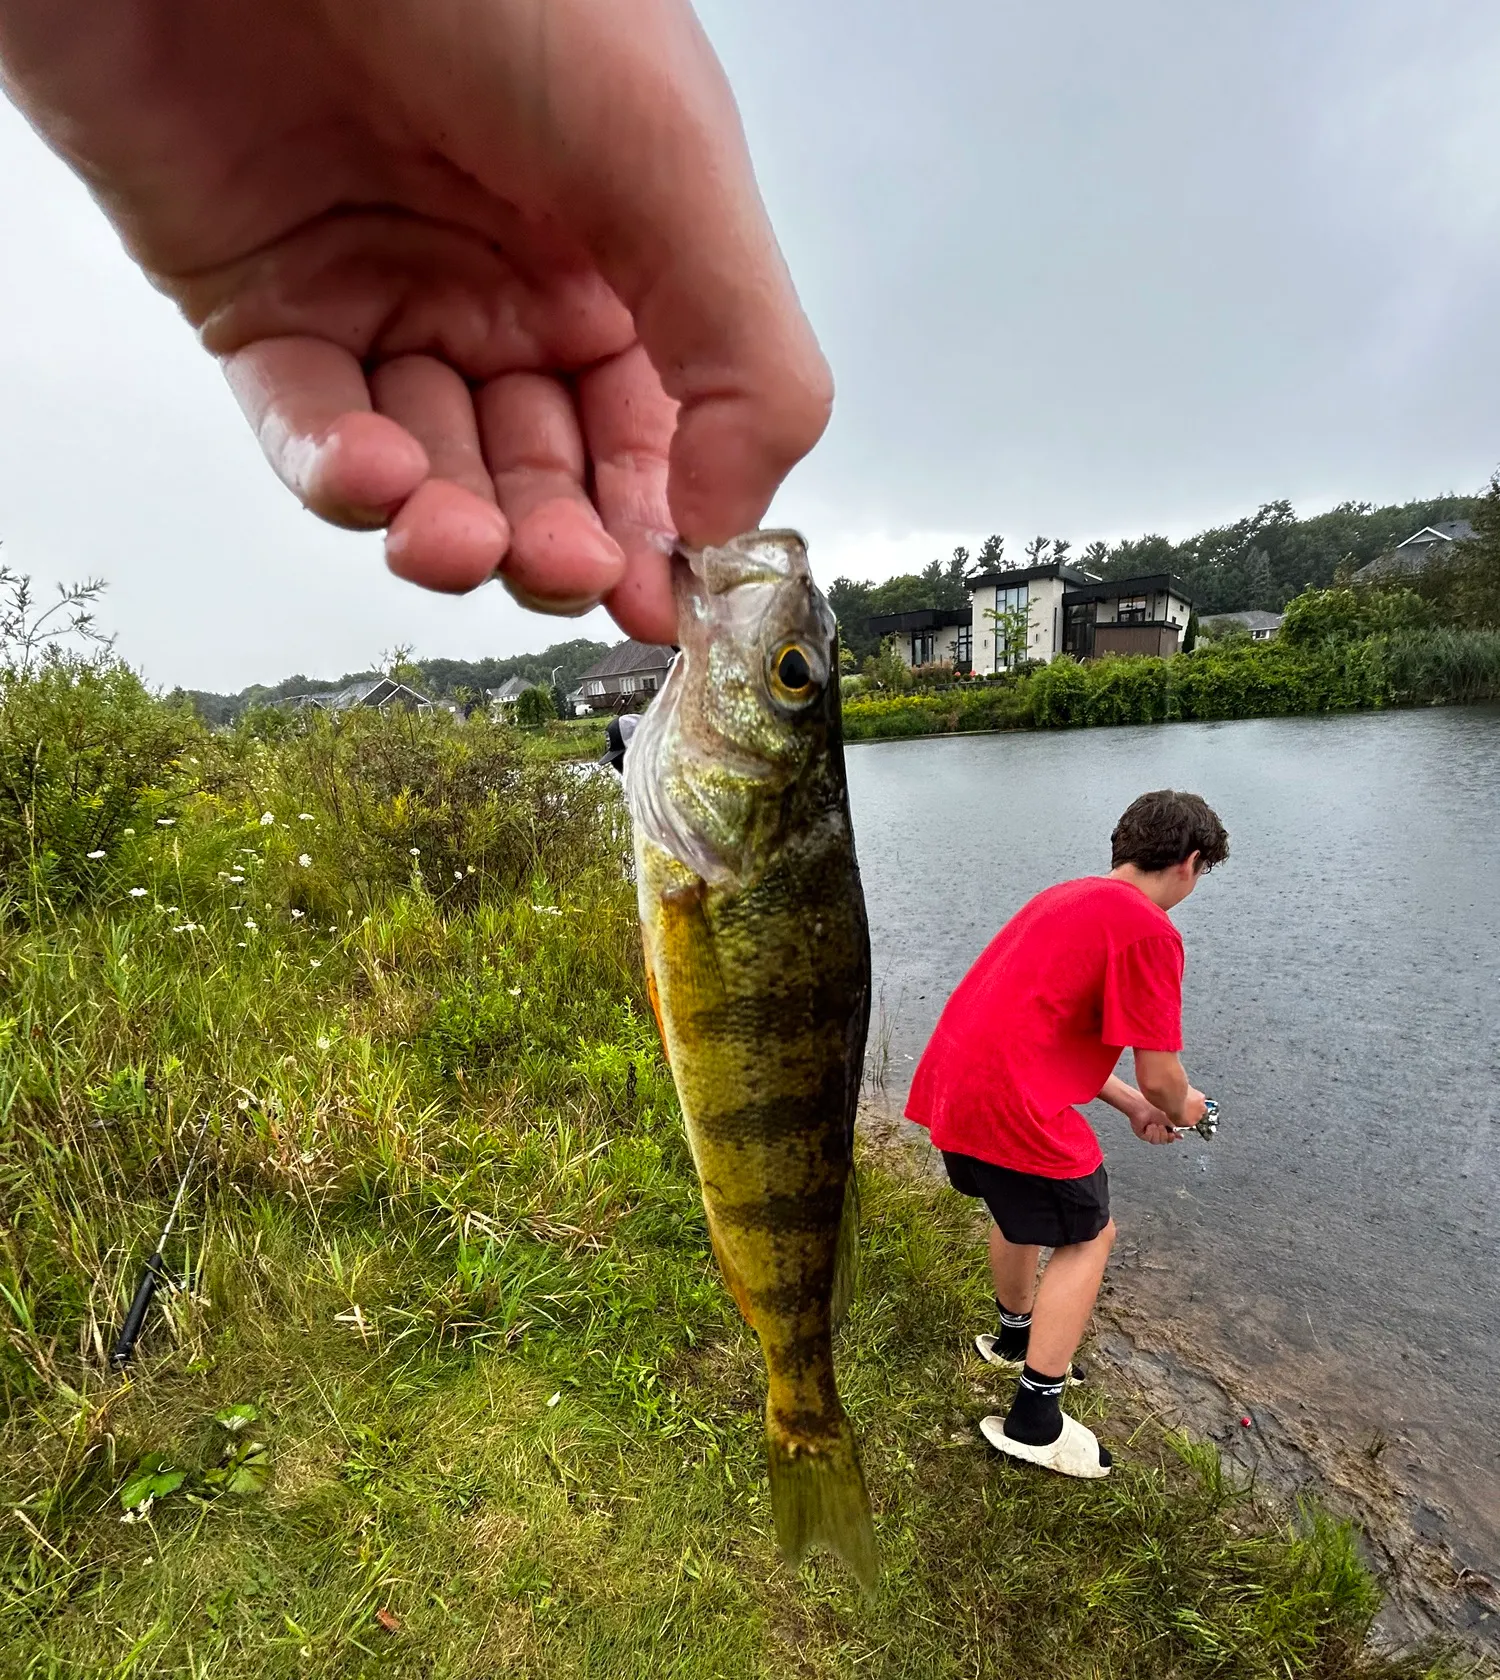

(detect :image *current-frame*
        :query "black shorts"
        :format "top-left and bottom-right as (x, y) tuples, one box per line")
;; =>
(941, 1151), (1111, 1248)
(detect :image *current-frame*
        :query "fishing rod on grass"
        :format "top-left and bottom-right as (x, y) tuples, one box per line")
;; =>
(110, 1109), (213, 1370)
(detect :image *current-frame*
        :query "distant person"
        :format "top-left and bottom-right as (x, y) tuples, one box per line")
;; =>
(600, 712), (639, 776)
(906, 790), (1229, 1478)
(0, 0), (831, 646)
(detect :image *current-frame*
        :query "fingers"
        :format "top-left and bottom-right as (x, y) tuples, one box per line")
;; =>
(370, 356), (508, 592)
(222, 338), (428, 528)
(475, 371), (627, 614)
(577, 344), (679, 645)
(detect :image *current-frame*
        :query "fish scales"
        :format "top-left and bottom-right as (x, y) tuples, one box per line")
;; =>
(626, 529), (878, 1590)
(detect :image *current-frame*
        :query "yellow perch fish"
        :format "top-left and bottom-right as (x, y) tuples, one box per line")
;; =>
(624, 530), (877, 1589)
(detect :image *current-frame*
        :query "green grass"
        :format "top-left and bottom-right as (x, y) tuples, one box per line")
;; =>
(0, 703), (1475, 1678)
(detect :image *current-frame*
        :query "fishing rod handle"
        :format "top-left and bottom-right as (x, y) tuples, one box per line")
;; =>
(110, 1253), (167, 1369)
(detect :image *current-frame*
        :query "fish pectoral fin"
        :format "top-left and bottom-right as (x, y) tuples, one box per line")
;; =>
(702, 1202), (756, 1326)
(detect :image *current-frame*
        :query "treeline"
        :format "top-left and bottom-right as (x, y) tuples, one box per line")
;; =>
(176, 636), (612, 726)
(830, 492), (1482, 662)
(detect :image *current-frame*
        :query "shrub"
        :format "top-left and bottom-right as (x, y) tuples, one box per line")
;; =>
(514, 684), (557, 728)
(0, 656), (199, 914)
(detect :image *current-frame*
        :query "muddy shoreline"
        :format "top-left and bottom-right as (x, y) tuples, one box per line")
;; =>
(858, 1095), (1500, 1657)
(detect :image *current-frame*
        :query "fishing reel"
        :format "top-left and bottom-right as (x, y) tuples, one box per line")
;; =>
(1172, 1097), (1220, 1142)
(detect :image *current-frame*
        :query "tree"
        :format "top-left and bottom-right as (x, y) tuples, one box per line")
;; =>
(514, 684), (557, 728)
(1080, 540), (1110, 575)
(975, 534), (1005, 572)
(861, 636), (912, 693)
(1024, 536), (1052, 566)
(983, 602), (1031, 671)
(0, 554), (113, 672)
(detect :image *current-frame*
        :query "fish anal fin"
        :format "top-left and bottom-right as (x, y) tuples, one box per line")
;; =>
(703, 1201), (756, 1326)
(830, 1169), (861, 1332)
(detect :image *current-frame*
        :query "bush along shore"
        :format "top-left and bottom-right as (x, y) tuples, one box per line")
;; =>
(842, 622), (1500, 745)
(0, 659), (1473, 1677)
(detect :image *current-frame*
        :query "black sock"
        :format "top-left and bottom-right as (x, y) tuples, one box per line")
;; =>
(1003, 1365), (1065, 1445)
(1002, 1365), (1113, 1467)
(994, 1298), (1031, 1361)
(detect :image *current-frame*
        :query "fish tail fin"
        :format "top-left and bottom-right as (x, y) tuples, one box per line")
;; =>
(766, 1412), (879, 1593)
(830, 1169), (861, 1331)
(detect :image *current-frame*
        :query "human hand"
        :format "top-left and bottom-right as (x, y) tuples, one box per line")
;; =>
(0, 0), (831, 644)
(1129, 1104), (1181, 1146)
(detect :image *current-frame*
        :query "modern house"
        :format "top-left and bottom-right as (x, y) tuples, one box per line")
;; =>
(868, 567), (1194, 671)
(1201, 610), (1282, 641)
(285, 677), (434, 713)
(574, 641), (676, 713)
(1353, 521), (1477, 583)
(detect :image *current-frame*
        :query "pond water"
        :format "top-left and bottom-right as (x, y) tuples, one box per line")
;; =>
(845, 706), (1500, 1582)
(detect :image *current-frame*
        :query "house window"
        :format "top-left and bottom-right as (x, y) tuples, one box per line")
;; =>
(912, 631), (936, 665)
(587, 680), (604, 695)
(1116, 595), (1148, 624)
(992, 583), (1029, 669)
(955, 622), (972, 667)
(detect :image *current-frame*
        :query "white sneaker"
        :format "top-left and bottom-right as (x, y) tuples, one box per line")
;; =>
(979, 1412), (1112, 1479)
(974, 1335), (1083, 1384)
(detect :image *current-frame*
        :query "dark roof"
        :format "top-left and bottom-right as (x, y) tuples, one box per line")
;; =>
(287, 677), (432, 711)
(1396, 521), (1476, 547)
(866, 607), (971, 633)
(966, 561), (1093, 590)
(1354, 521), (1478, 582)
(1059, 572), (1194, 608)
(486, 677), (532, 702)
(577, 641), (676, 682)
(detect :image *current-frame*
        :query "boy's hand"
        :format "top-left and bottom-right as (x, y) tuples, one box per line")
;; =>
(1129, 1105), (1181, 1146)
(0, 0), (832, 644)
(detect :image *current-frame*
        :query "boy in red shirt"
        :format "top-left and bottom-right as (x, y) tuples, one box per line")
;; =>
(905, 789), (1229, 1478)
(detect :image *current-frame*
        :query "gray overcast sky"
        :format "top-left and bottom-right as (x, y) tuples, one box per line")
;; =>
(2, 0), (1498, 692)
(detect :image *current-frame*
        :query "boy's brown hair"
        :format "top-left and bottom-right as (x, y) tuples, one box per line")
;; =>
(1111, 790), (1229, 874)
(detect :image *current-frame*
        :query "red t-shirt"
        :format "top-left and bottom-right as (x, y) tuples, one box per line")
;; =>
(905, 877), (1184, 1179)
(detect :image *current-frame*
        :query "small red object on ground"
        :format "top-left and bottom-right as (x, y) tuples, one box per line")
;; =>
(375, 1608), (402, 1635)
(1239, 1415), (1252, 1428)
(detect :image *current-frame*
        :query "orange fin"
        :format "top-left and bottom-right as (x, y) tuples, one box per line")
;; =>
(703, 1201), (756, 1326)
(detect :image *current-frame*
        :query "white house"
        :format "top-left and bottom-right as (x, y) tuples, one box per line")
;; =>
(868, 566), (1194, 671)
(1201, 610), (1282, 642)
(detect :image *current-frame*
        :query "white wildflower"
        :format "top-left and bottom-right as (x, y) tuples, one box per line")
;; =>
(229, 874), (245, 884)
(508, 986), (521, 997)
(454, 871), (463, 881)
(298, 813), (314, 821)
(156, 817), (175, 827)
(530, 904), (561, 916)
(309, 959), (322, 969)
(408, 847), (420, 857)
(297, 854), (311, 868)
(237, 1097), (250, 1110)
(236, 941), (247, 948)
(87, 849), (106, 859)
(244, 919), (257, 930)
(123, 827), (136, 836)
(128, 887), (147, 899)
(316, 1036), (331, 1051)
(290, 909), (304, 920)
(259, 811), (275, 826)
(546, 1392), (561, 1409)
(172, 923), (199, 934)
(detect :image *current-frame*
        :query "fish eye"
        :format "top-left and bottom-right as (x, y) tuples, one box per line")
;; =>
(770, 642), (820, 703)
